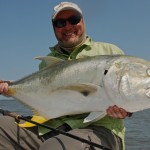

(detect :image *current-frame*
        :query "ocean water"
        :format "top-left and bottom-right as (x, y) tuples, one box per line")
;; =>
(0, 98), (150, 150)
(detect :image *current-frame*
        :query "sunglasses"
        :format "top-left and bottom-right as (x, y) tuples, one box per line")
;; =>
(52, 15), (82, 28)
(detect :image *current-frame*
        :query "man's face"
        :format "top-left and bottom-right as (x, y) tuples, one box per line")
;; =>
(53, 10), (85, 48)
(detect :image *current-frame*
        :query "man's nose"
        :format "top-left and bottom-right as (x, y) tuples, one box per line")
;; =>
(64, 21), (73, 29)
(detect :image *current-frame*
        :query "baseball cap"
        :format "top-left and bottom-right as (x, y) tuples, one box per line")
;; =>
(52, 2), (83, 20)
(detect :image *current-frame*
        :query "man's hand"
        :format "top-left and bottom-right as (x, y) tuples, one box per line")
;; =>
(0, 80), (9, 95)
(106, 105), (132, 119)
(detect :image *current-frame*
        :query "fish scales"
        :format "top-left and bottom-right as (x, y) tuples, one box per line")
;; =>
(6, 55), (150, 123)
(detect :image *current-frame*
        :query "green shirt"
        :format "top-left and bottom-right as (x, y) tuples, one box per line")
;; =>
(38, 36), (125, 149)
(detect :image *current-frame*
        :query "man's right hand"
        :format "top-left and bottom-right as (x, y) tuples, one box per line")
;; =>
(0, 80), (9, 95)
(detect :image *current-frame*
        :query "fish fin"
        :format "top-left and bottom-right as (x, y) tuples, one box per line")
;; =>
(35, 56), (64, 66)
(6, 88), (16, 96)
(18, 115), (48, 128)
(83, 111), (107, 123)
(56, 83), (98, 96)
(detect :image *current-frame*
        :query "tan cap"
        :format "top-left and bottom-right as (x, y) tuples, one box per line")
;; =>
(52, 2), (82, 20)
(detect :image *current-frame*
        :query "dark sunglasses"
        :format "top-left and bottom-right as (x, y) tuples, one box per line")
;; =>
(52, 15), (82, 28)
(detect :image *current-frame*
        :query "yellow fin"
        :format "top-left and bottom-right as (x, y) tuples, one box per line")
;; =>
(6, 88), (16, 96)
(18, 115), (48, 128)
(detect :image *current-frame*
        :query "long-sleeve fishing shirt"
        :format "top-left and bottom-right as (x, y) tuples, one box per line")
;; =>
(38, 35), (125, 149)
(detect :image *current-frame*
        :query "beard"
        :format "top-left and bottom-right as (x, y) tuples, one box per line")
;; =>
(58, 31), (86, 49)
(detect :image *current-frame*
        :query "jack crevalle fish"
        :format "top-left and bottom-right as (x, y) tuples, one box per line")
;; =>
(6, 55), (150, 123)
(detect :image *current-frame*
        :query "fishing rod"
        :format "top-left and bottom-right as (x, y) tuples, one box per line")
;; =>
(0, 108), (111, 150)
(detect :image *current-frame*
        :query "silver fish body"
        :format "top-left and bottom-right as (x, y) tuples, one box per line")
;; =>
(7, 55), (150, 123)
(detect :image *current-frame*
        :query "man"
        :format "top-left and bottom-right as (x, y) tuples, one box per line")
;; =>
(0, 2), (130, 150)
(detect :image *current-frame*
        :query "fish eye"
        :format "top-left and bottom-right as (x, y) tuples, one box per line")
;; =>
(147, 68), (150, 76)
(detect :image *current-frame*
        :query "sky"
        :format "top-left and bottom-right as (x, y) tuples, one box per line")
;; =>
(0, 0), (150, 98)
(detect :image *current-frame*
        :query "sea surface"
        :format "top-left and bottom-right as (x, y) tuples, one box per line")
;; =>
(0, 98), (150, 150)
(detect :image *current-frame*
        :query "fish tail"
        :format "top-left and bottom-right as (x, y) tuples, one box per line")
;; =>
(7, 88), (16, 95)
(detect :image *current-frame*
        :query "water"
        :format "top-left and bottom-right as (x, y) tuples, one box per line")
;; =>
(0, 99), (150, 150)
(124, 109), (150, 150)
(0, 99), (32, 116)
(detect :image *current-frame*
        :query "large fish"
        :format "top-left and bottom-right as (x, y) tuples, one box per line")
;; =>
(6, 55), (150, 123)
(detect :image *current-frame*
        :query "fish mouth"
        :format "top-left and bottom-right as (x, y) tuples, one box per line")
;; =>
(145, 88), (150, 97)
